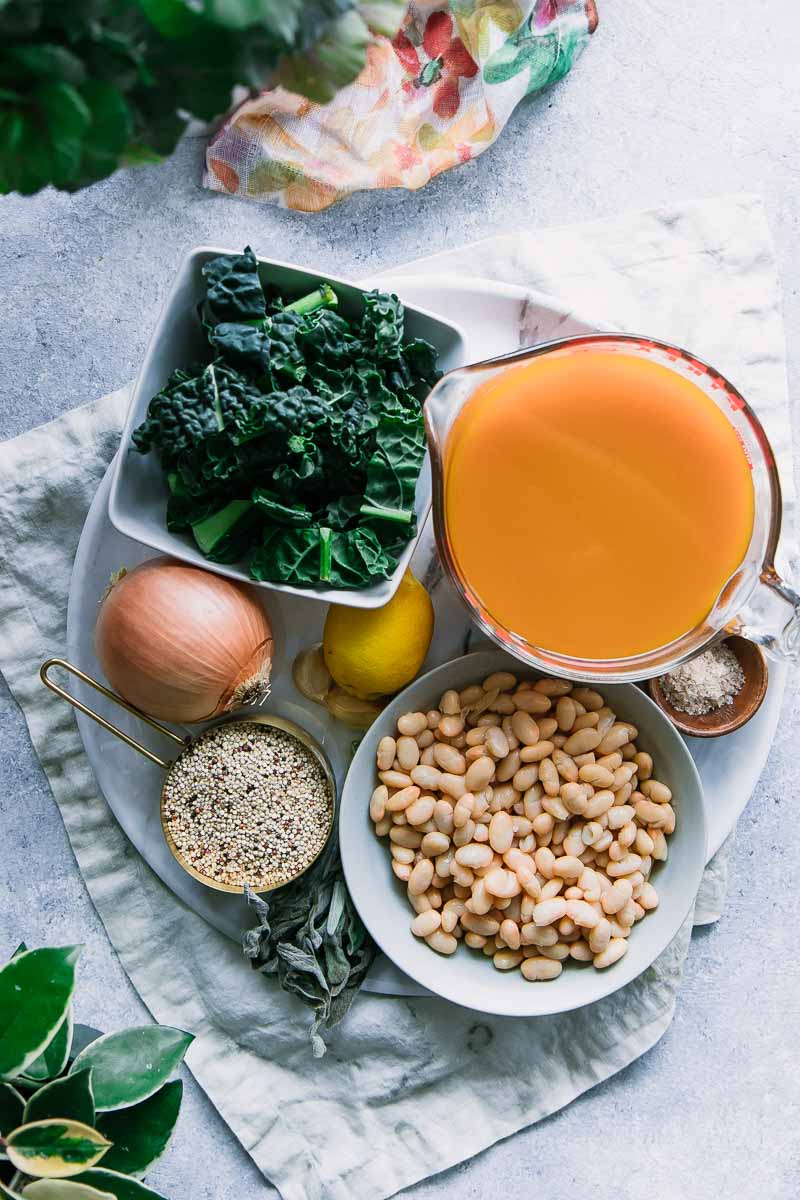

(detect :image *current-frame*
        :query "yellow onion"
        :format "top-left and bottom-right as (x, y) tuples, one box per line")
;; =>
(95, 557), (273, 723)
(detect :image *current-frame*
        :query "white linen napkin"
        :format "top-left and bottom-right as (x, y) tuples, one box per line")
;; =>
(0, 194), (790, 1200)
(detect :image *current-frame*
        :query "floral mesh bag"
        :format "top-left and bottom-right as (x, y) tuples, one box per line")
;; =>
(204, 0), (598, 212)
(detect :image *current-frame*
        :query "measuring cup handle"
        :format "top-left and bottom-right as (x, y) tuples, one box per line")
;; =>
(40, 658), (188, 770)
(735, 571), (800, 663)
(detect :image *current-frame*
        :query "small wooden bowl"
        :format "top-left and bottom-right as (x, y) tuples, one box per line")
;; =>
(648, 636), (768, 738)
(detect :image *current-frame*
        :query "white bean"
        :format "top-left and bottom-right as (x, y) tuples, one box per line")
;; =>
(410, 764), (442, 791)
(411, 910), (441, 937)
(489, 810), (514, 854)
(593, 938), (629, 969)
(566, 899), (600, 929)
(433, 800), (455, 836)
(406, 796), (435, 827)
(601, 879), (634, 913)
(439, 772), (467, 800)
(533, 898), (568, 926)
(552, 855), (583, 882)
(511, 710), (540, 746)
(370, 784), (388, 822)
(385, 785), (420, 813)
(421, 830), (450, 857)
(606, 853), (642, 878)
(569, 940), (594, 962)
(519, 740), (556, 764)
(494, 949), (523, 970)
(455, 843), (494, 869)
(389, 826), (421, 849)
(563, 728), (602, 756)
(380, 769), (413, 790)
(425, 929), (458, 955)
(396, 736), (420, 771)
(484, 867), (520, 899)
(462, 912), (500, 937)
(397, 712), (427, 737)
(465, 756), (495, 793)
(433, 743), (467, 775)
(377, 736), (397, 771)
(408, 859), (434, 896)
(521, 957), (563, 981)
(641, 779), (672, 804)
(483, 671), (517, 692)
(588, 918), (612, 954)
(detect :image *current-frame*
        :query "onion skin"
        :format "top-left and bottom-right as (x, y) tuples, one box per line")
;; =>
(95, 557), (273, 723)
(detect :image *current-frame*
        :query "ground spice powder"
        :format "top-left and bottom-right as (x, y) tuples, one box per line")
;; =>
(660, 644), (745, 715)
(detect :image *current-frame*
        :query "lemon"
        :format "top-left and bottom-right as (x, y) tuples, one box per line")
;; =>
(323, 570), (434, 700)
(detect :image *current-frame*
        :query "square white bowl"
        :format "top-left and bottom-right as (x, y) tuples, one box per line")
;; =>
(108, 246), (467, 608)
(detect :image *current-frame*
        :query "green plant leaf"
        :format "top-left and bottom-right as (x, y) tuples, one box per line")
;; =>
(138, 0), (205, 38)
(70, 1029), (192, 1113)
(22, 1011), (74, 1085)
(33, 82), (91, 186)
(0, 948), (81, 1080)
(74, 82), (132, 186)
(68, 1029), (100, 1065)
(3, 44), (86, 85)
(277, 9), (370, 103)
(0, 1081), (24, 1135)
(96, 1081), (181, 1178)
(358, 0), (405, 37)
(0, 0), (42, 36)
(202, 0), (302, 32)
(24, 1069), (94, 1127)
(69, 1173), (167, 1200)
(5, 1120), (110, 1180)
(6, 945), (71, 1084)
(22, 1182), (115, 1200)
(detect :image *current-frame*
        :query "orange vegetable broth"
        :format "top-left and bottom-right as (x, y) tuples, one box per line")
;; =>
(444, 349), (754, 660)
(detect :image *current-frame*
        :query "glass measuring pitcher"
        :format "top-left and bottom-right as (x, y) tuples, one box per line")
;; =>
(425, 333), (800, 683)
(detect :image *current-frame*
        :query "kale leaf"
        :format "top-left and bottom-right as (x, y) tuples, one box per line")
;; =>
(252, 489), (313, 526)
(132, 364), (222, 464)
(202, 246), (266, 326)
(251, 526), (322, 584)
(361, 408), (426, 524)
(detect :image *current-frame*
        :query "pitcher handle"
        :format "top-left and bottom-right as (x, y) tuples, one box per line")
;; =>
(734, 569), (800, 662)
(40, 658), (188, 770)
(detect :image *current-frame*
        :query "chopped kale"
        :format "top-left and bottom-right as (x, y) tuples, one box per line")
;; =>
(132, 247), (441, 588)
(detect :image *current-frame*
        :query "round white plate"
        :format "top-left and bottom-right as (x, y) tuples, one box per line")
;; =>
(65, 272), (786, 998)
(341, 650), (706, 1017)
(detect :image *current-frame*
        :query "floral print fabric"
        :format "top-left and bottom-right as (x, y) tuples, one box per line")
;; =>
(204, 1), (598, 212)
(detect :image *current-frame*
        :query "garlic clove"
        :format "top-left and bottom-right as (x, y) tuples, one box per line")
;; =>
(292, 643), (333, 705)
(325, 687), (383, 728)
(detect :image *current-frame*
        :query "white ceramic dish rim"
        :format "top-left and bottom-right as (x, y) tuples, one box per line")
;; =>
(107, 246), (468, 610)
(340, 648), (708, 1018)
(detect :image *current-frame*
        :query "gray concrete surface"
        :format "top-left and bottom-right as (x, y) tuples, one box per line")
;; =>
(1, 2), (799, 1197)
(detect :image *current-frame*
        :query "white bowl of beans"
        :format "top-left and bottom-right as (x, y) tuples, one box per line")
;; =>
(340, 649), (707, 1016)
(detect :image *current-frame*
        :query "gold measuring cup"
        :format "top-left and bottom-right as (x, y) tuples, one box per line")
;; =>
(40, 658), (335, 895)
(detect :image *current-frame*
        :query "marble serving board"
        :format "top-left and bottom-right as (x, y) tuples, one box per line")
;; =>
(66, 273), (787, 998)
